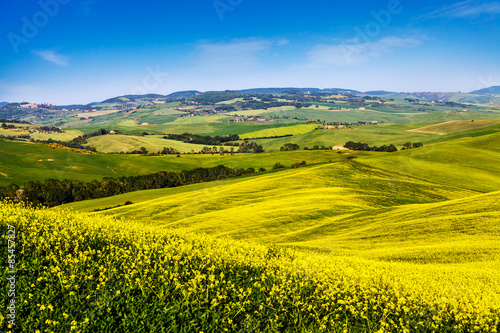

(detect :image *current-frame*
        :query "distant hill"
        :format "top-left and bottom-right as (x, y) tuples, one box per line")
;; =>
(163, 90), (201, 100)
(56, 104), (88, 110)
(470, 86), (500, 95)
(100, 94), (165, 104)
(9, 86), (500, 110)
(236, 88), (304, 94)
(100, 91), (201, 104)
(363, 90), (396, 96)
(236, 87), (361, 95)
(409, 92), (455, 102)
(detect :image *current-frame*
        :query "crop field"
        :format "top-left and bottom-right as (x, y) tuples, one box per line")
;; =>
(3, 91), (500, 332)
(263, 108), (413, 124)
(263, 107), (500, 125)
(0, 139), (190, 186)
(62, 153), (477, 231)
(2, 199), (500, 332)
(86, 134), (225, 153)
(251, 124), (441, 151)
(407, 120), (500, 135)
(226, 106), (303, 117)
(76, 110), (120, 118)
(0, 139), (338, 186)
(0, 128), (31, 136)
(239, 124), (319, 139)
(361, 132), (500, 192)
(29, 129), (84, 141)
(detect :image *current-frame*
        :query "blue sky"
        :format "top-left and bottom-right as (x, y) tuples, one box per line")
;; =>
(1, 0), (499, 104)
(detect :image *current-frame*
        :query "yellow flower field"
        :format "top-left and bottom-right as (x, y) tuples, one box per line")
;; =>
(1, 202), (499, 332)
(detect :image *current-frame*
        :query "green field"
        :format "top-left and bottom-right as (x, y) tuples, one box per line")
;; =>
(360, 132), (500, 192)
(0, 139), (338, 186)
(62, 149), (485, 251)
(251, 124), (439, 150)
(239, 124), (320, 139)
(86, 134), (226, 153)
(408, 119), (500, 135)
(29, 129), (84, 141)
(3, 92), (500, 332)
(62, 131), (500, 259)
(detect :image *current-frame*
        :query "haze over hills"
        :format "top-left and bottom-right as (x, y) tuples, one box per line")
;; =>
(470, 86), (500, 95)
(100, 90), (201, 104)
(235, 88), (363, 95)
(2, 86), (500, 108)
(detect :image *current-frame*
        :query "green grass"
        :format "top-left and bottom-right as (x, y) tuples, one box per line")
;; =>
(0, 139), (337, 186)
(4, 99), (500, 332)
(63, 156), (477, 250)
(239, 124), (319, 139)
(263, 107), (500, 125)
(407, 120), (500, 135)
(360, 131), (500, 192)
(252, 124), (443, 150)
(30, 129), (84, 141)
(86, 134), (226, 153)
(63, 132), (500, 260)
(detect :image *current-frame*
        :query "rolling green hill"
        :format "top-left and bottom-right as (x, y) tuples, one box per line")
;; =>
(86, 134), (226, 154)
(360, 131), (500, 192)
(407, 120), (500, 135)
(62, 153), (479, 250)
(63, 132), (500, 261)
(4, 90), (500, 332)
(0, 139), (337, 186)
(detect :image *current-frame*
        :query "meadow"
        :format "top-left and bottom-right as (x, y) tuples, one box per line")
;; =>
(407, 120), (500, 135)
(361, 131), (500, 192)
(63, 139), (496, 254)
(0, 139), (336, 186)
(3, 92), (500, 332)
(2, 202), (500, 332)
(86, 134), (225, 154)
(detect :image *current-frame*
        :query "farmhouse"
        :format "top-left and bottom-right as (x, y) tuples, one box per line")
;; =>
(332, 145), (348, 151)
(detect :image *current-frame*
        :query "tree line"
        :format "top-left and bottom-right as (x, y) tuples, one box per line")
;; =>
(38, 126), (63, 133)
(280, 143), (300, 151)
(164, 132), (240, 145)
(0, 119), (31, 125)
(0, 165), (259, 208)
(344, 141), (398, 152)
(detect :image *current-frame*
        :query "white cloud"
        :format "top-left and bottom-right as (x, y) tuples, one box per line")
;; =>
(421, 0), (500, 20)
(306, 36), (423, 68)
(33, 50), (69, 67)
(192, 38), (286, 73)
